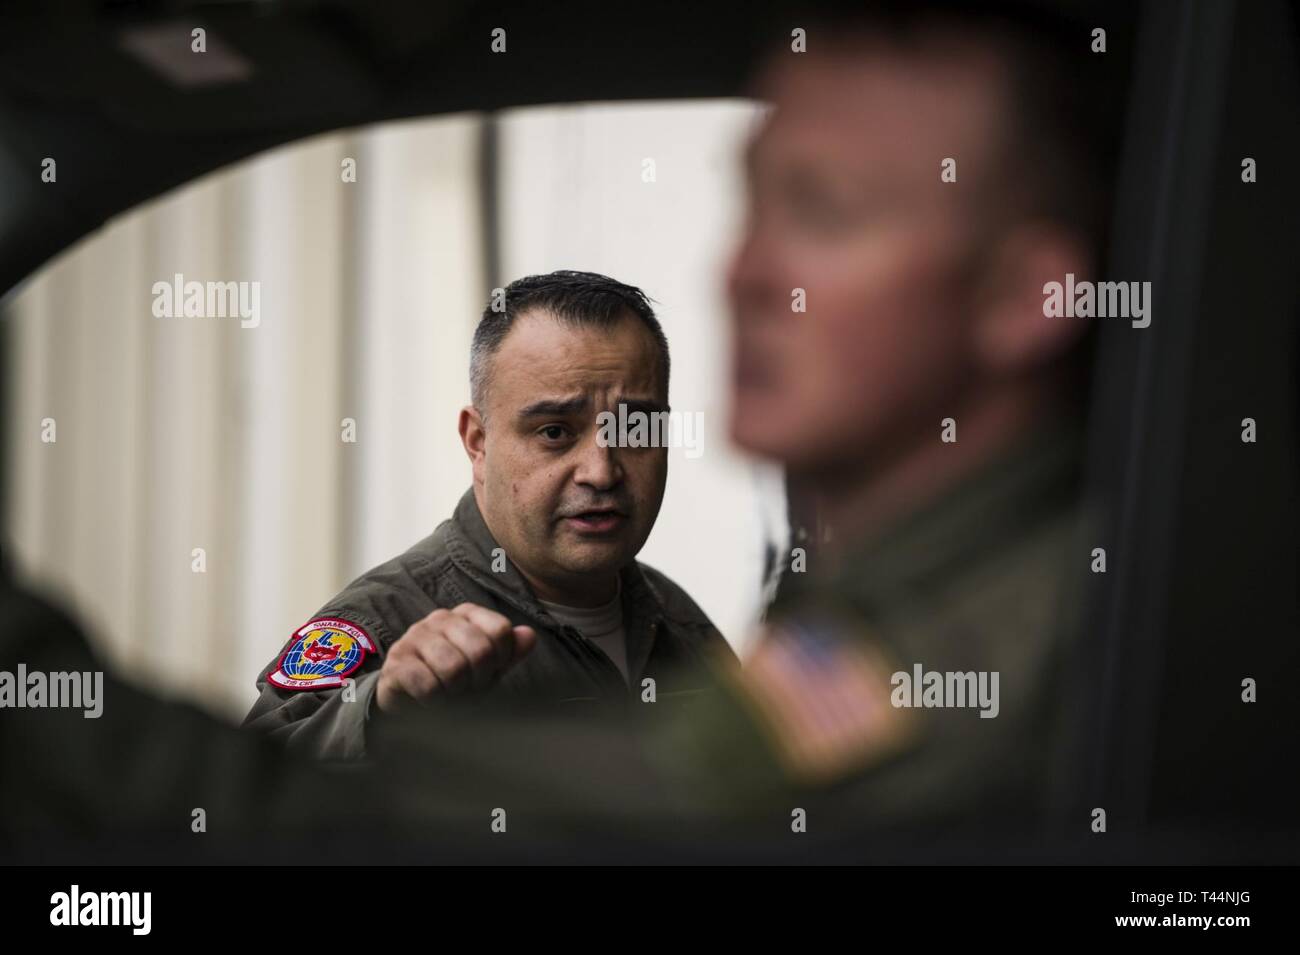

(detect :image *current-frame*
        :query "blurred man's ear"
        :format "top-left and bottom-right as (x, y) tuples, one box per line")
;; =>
(459, 406), (487, 484)
(970, 223), (1094, 376)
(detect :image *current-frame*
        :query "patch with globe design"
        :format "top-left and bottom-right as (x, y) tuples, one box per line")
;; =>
(269, 617), (376, 691)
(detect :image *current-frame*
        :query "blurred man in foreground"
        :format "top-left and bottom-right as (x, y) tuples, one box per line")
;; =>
(711, 4), (1116, 820)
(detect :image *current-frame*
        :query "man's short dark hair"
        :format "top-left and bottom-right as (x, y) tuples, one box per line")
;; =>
(470, 270), (670, 413)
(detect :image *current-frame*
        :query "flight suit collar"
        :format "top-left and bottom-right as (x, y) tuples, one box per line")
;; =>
(444, 488), (539, 613)
(443, 488), (666, 681)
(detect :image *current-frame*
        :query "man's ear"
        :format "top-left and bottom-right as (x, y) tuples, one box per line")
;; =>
(970, 223), (1094, 376)
(459, 406), (487, 484)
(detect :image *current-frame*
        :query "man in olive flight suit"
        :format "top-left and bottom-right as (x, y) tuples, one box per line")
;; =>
(243, 271), (731, 759)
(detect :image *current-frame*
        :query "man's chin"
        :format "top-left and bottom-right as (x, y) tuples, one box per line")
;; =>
(554, 534), (634, 573)
(729, 405), (804, 462)
(553, 560), (629, 589)
(731, 413), (866, 474)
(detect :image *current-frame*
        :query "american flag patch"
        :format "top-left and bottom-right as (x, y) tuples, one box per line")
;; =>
(736, 616), (916, 785)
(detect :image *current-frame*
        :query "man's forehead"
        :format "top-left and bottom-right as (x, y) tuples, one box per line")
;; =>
(489, 309), (663, 406)
(749, 42), (1008, 172)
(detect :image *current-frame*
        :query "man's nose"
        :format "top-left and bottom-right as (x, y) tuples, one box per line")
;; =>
(727, 217), (780, 314)
(573, 432), (624, 491)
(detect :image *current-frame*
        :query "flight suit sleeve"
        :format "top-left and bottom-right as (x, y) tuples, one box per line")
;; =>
(241, 609), (392, 761)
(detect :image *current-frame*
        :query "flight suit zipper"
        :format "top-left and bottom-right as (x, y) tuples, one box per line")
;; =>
(554, 622), (628, 694)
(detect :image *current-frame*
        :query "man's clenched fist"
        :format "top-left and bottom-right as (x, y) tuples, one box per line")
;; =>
(376, 603), (537, 712)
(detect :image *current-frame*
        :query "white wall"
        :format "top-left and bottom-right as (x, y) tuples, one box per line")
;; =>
(497, 99), (776, 651)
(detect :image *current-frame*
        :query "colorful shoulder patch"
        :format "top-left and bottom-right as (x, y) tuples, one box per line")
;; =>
(269, 617), (376, 691)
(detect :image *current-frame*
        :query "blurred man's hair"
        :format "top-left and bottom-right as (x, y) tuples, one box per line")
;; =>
(795, 0), (1131, 267)
(470, 270), (670, 414)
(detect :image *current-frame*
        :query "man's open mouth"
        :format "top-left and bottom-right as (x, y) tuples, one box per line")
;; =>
(563, 509), (627, 534)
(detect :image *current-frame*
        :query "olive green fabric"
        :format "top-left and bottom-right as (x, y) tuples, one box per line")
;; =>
(243, 488), (732, 759)
(1, 421), (1086, 856)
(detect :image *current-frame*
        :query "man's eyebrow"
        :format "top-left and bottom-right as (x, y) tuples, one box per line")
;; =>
(517, 395), (589, 419)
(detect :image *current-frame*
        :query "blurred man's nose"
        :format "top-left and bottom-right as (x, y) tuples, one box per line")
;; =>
(573, 433), (624, 491)
(727, 215), (781, 316)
